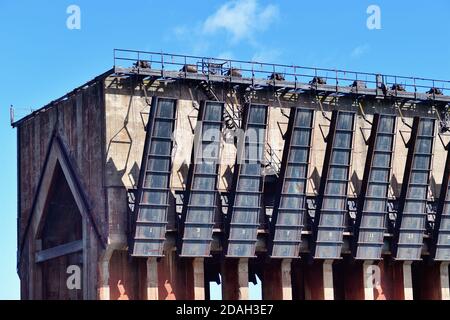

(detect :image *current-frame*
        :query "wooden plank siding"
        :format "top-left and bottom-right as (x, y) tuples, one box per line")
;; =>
(17, 81), (106, 299)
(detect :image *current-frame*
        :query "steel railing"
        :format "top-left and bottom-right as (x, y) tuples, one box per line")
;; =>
(113, 49), (450, 96)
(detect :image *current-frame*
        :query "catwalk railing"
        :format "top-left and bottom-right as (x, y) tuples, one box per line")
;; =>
(113, 49), (450, 100)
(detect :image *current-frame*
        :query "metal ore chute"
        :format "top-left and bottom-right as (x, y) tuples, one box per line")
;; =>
(312, 111), (355, 259)
(180, 101), (224, 257)
(393, 117), (435, 260)
(433, 144), (450, 261)
(226, 104), (269, 258)
(130, 97), (177, 257)
(353, 114), (396, 260)
(270, 107), (314, 258)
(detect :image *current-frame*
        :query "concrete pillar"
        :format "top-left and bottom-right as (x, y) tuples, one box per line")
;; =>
(281, 259), (293, 300)
(440, 262), (450, 300)
(323, 260), (334, 300)
(146, 257), (158, 300)
(403, 262), (413, 300)
(193, 258), (205, 300)
(98, 258), (110, 300)
(238, 258), (249, 300)
(158, 251), (178, 300)
(363, 260), (375, 300)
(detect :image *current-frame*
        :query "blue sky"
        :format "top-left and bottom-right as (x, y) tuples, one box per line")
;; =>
(0, 0), (449, 300)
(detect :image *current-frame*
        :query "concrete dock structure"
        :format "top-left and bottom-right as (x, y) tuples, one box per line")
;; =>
(13, 50), (450, 300)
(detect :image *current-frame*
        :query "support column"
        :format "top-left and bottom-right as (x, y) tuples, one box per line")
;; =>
(193, 258), (205, 300)
(238, 258), (249, 300)
(281, 259), (292, 300)
(440, 262), (450, 300)
(363, 260), (375, 300)
(98, 255), (111, 300)
(146, 257), (158, 300)
(158, 250), (178, 300)
(323, 260), (334, 300)
(403, 262), (413, 300)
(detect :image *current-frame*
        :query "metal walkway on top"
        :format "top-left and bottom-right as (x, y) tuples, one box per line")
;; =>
(113, 49), (450, 104)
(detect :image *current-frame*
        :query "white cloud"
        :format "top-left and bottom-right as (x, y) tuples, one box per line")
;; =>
(202, 0), (279, 42)
(351, 44), (370, 58)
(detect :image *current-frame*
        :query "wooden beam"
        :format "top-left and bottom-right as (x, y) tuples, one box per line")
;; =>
(35, 240), (83, 263)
